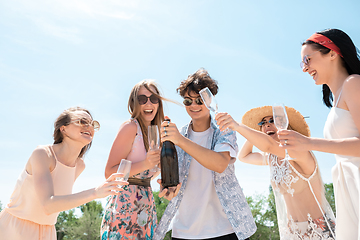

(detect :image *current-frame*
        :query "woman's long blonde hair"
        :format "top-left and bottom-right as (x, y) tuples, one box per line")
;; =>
(128, 80), (165, 151)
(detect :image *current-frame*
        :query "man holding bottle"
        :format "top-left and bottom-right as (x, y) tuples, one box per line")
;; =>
(154, 68), (256, 240)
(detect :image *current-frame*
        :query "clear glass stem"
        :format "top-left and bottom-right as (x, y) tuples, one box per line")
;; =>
(284, 149), (294, 161)
(285, 149), (290, 158)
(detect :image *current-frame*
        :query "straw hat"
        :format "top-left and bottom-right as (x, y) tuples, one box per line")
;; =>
(241, 106), (310, 137)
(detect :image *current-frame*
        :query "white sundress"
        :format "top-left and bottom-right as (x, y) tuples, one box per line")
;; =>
(323, 89), (360, 239)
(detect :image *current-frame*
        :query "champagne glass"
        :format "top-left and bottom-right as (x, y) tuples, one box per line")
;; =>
(106, 159), (132, 214)
(200, 87), (229, 132)
(116, 159), (132, 183)
(199, 87), (218, 114)
(148, 125), (160, 172)
(272, 104), (294, 161)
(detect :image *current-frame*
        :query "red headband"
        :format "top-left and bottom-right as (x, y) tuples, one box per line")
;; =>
(307, 33), (343, 58)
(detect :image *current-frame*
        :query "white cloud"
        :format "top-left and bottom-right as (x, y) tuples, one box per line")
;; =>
(3, 0), (138, 44)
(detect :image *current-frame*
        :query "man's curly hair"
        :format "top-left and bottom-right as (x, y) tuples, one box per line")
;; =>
(177, 68), (218, 97)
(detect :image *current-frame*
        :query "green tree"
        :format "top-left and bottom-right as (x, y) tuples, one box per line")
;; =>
(56, 209), (78, 240)
(324, 183), (336, 216)
(153, 191), (169, 223)
(247, 187), (280, 240)
(67, 201), (104, 240)
(263, 187), (280, 238)
(56, 201), (104, 240)
(79, 200), (104, 217)
(0, 201), (3, 211)
(153, 191), (172, 240)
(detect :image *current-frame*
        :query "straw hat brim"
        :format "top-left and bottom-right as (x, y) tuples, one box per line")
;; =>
(241, 106), (310, 137)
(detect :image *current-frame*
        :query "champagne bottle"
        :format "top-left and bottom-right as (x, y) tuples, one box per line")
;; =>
(160, 118), (179, 188)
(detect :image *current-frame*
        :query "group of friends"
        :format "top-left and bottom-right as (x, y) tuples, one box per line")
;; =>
(0, 28), (359, 240)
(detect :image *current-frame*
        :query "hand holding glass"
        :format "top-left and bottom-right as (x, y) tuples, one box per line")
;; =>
(200, 87), (230, 132)
(148, 125), (160, 172)
(106, 159), (131, 214)
(272, 104), (294, 161)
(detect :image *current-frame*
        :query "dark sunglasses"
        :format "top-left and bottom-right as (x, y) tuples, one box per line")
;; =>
(258, 118), (274, 126)
(183, 97), (203, 106)
(137, 94), (159, 105)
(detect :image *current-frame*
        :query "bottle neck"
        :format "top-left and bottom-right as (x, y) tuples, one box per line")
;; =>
(163, 140), (174, 145)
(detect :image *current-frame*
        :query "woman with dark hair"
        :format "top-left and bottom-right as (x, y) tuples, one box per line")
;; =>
(100, 80), (166, 240)
(0, 107), (127, 240)
(278, 29), (360, 239)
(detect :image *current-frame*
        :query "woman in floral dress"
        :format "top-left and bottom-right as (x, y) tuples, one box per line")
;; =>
(101, 80), (166, 240)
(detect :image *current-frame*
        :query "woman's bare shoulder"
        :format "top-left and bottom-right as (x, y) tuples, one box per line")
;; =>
(31, 145), (52, 160)
(117, 120), (137, 135)
(27, 145), (54, 174)
(344, 74), (360, 89)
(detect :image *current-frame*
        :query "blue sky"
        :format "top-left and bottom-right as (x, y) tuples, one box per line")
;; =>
(1, 0), (360, 207)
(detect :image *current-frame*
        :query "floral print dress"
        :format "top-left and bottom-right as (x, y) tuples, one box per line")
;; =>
(101, 119), (157, 240)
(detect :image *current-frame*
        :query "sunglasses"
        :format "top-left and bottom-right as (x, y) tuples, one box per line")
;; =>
(183, 97), (203, 106)
(137, 94), (159, 105)
(71, 118), (100, 131)
(300, 50), (321, 69)
(258, 118), (274, 126)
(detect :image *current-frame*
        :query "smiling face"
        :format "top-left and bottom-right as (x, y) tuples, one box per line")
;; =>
(183, 91), (210, 122)
(61, 110), (95, 145)
(260, 116), (279, 141)
(137, 86), (159, 126)
(301, 44), (333, 86)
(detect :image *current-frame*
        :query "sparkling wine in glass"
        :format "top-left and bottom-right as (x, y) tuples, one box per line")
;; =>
(148, 125), (160, 172)
(272, 104), (294, 161)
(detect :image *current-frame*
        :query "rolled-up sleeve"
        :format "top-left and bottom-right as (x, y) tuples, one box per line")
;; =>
(214, 143), (237, 164)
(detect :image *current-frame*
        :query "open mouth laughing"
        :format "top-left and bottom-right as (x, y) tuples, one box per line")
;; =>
(144, 109), (154, 115)
(81, 131), (92, 137)
(309, 70), (316, 78)
(266, 130), (276, 136)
